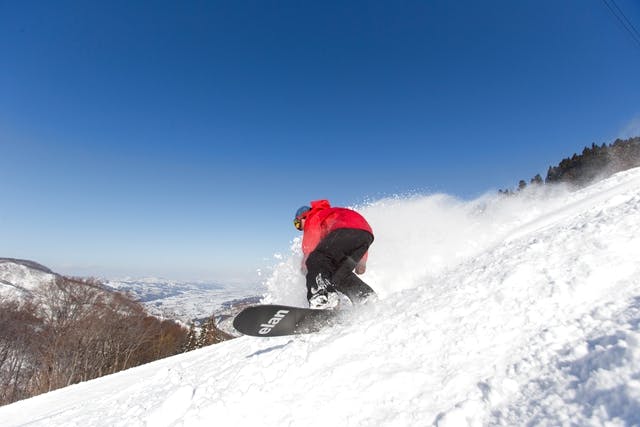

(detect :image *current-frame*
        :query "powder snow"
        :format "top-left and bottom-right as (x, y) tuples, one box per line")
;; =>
(2, 168), (640, 426)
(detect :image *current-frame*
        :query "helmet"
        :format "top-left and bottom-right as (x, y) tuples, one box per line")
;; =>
(293, 205), (311, 230)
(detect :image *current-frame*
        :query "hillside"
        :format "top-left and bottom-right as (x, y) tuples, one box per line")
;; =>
(0, 258), (57, 299)
(1, 168), (640, 426)
(0, 261), (258, 405)
(0, 260), (259, 332)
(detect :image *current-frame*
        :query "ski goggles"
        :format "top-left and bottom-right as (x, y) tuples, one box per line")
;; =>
(293, 206), (311, 230)
(293, 212), (309, 231)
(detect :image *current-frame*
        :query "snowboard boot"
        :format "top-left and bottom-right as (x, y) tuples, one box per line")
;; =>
(308, 274), (339, 310)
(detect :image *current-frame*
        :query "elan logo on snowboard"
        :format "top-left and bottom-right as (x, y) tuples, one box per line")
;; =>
(258, 309), (290, 335)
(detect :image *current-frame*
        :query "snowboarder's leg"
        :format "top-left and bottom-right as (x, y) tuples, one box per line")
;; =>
(305, 250), (337, 301)
(331, 230), (372, 283)
(305, 229), (375, 306)
(335, 273), (376, 304)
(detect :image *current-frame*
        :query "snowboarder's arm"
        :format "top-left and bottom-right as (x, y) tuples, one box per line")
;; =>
(300, 223), (323, 275)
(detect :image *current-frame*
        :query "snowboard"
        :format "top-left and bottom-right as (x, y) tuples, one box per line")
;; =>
(232, 304), (343, 337)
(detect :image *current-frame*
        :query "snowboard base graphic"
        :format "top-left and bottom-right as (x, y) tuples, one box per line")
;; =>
(233, 304), (343, 337)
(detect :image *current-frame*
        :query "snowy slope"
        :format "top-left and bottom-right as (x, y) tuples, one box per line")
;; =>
(1, 168), (640, 426)
(0, 258), (57, 300)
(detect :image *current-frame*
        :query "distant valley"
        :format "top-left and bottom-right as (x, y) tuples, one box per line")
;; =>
(1, 258), (263, 334)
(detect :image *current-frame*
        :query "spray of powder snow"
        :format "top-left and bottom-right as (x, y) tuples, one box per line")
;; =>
(262, 184), (574, 306)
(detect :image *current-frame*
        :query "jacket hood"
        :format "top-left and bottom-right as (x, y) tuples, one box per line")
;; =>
(310, 199), (331, 210)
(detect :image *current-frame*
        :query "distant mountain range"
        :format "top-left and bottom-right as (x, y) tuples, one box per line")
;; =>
(0, 258), (262, 326)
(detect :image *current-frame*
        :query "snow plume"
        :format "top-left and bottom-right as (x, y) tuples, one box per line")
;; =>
(2, 168), (640, 426)
(263, 183), (574, 304)
(261, 238), (306, 306)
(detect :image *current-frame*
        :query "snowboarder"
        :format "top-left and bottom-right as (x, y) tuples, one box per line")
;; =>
(293, 199), (376, 309)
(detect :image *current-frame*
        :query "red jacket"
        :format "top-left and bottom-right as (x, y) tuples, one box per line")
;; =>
(301, 200), (373, 273)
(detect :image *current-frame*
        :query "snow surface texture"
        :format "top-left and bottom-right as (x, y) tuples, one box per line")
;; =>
(2, 168), (640, 426)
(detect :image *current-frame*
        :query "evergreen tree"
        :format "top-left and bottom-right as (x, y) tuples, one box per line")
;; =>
(199, 316), (233, 346)
(530, 174), (543, 185)
(182, 323), (199, 352)
(502, 136), (639, 193)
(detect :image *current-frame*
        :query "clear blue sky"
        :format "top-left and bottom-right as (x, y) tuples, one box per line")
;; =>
(1, 0), (639, 283)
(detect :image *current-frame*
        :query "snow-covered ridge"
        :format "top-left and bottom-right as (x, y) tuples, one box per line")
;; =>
(1, 168), (640, 426)
(0, 257), (260, 323)
(0, 258), (57, 300)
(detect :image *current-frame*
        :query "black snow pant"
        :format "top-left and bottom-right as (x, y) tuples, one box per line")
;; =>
(305, 228), (375, 304)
